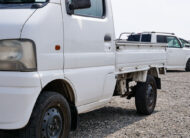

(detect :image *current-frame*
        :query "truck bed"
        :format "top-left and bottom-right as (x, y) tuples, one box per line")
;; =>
(115, 40), (167, 74)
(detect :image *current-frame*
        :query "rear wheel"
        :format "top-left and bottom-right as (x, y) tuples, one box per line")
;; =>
(135, 75), (157, 115)
(19, 91), (71, 138)
(185, 59), (190, 72)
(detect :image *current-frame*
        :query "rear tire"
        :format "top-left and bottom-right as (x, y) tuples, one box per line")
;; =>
(19, 91), (71, 138)
(185, 59), (190, 72)
(135, 75), (157, 115)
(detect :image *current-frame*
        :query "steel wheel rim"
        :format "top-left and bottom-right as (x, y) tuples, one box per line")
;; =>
(42, 107), (63, 138)
(146, 84), (155, 108)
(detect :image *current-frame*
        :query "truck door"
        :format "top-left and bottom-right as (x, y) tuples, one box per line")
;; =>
(166, 36), (186, 68)
(62, 0), (115, 106)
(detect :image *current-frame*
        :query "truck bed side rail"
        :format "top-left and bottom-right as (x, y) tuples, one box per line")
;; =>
(116, 40), (168, 49)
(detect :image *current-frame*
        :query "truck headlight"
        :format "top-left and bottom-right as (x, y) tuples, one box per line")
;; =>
(0, 39), (37, 71)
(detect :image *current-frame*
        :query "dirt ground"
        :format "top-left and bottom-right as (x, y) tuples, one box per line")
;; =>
(70, 71), (190, 138)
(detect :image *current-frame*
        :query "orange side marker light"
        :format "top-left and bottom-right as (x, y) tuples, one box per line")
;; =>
(55, 45), (61, 51)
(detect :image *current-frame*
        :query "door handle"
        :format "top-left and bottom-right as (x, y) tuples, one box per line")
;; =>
(104, 35), (112, 42)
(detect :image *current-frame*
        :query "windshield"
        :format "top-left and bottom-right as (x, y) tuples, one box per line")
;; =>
(180, 39), (190, 47)
(0, 0), (46, 3)
(127, 35), (141, 42)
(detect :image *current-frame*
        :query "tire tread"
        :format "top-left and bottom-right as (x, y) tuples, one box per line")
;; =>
(135, 75), (157, 115)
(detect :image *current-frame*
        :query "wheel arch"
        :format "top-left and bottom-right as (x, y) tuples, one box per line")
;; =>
(41, 79), (76, 105)
(185, 56), (190, 64)
(148, 67), (159, 78)
(40, 79), (78, 131)
(148, 67), (161, 89)
(185, 57), (190, 68)
(28, 78), (78, 131)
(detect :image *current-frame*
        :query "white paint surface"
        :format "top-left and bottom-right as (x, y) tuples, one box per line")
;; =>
(112, 0), (190, 40)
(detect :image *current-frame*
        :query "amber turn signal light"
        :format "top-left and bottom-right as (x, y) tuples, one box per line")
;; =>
(55, 45), (61, 51)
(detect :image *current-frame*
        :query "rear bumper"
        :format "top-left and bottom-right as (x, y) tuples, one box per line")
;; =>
(0, 72), (41, 129)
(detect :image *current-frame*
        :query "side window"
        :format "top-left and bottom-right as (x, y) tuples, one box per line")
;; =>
(74, 0), (104, 18)
(141, 34), (151, 42)
(127, 35), (141, 42)
(157, 35), (167, 43)
(166, 36), (181, 48)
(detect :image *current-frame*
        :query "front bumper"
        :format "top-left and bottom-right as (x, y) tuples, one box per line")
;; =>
(0, 72), (41, 129)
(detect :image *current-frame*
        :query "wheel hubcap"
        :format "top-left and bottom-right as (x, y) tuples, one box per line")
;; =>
(42, 108), (63, 138)
(146, 84), (154, 107)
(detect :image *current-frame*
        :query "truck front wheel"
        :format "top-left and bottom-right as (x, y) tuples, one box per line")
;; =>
(20, 91), (71, 138)
(135, 75), (157, 115)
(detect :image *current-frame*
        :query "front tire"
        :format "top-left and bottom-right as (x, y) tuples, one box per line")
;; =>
(19, 91), (71, 138)
(185, 59), (190, 72)
(135, 75), (157, 115)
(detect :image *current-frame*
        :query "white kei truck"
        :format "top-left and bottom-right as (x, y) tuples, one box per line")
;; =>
(0, 0), (166, 137)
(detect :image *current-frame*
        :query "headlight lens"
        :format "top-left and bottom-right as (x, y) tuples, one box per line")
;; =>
(0, 40), (37, 71)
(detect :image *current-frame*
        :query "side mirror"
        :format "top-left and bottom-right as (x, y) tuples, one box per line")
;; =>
(184, 44), (190, 48)
(69, 0), (91, 10)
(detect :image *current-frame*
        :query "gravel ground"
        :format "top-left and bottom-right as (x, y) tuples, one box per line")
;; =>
(70, 71), (190, 138)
